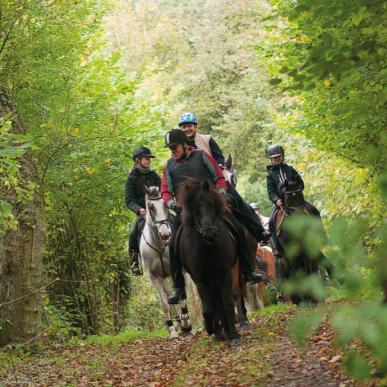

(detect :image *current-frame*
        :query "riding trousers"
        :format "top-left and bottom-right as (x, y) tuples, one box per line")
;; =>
(128, 215), (145, 253)
(226, 184), (265, 242)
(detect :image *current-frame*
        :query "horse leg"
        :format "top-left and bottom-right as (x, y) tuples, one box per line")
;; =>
(150, 275), (178, 339)
(196, 282), (216, 337)
(233, 285), (249, 329)
(219, 276), (240, 345)
(179, 299), (192, 334)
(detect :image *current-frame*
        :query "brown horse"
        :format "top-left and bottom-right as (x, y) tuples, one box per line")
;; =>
(178, 179), (241, 346)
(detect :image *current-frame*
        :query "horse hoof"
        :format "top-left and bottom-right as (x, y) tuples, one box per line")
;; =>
(229, 338), (241, 347)
(179, 331), (193, 337)
(211, 333), (226, 342)
(239, 321), (250, 330)
(181, 325), (192, 333)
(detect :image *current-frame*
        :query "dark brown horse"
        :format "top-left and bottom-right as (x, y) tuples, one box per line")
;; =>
(178, 179), (241, 345)
(276, 180), (327, 304)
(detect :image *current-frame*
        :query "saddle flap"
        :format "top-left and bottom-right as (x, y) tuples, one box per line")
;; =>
(274, 209), (285, 235)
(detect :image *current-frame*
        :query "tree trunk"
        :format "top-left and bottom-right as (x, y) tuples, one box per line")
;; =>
(0, 86), (45, 345)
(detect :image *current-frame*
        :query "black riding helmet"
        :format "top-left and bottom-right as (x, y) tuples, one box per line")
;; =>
(164, 129), (188, 148)
(266, 144), (285, 158)
(132, 146), (155, 161)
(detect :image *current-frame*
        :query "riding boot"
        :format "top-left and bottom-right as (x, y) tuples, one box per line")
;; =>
(234, 223), (266, 284)
(129, 249), (142, 276)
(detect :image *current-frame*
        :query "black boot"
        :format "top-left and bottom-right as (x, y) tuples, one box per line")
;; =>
(129, 250), (142, 276)
(167, 288), (187, 304)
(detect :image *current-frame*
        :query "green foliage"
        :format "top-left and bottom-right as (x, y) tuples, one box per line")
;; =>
(265, 0), (386, 171)
(81, 327), (167, 346)
(0, 116), (30, 233)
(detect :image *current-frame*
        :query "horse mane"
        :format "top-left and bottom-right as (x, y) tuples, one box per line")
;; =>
(179, 178), (229, 220)
(179, 177), (230, 223)
(278, 180), (303, 194)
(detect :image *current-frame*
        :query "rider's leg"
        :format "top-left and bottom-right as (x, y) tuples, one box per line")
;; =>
(269, 207), (284, 284)
(167, 215), (186, 304)
(226, 184), (268, 243)
(129, 216), (142, 276)
(227, 213), (265, 284)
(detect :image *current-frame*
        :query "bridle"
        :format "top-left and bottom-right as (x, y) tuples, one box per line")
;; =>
(143, 194), (170, 277)
(146, 195), (170, 236)
(192, 210), (218, 245)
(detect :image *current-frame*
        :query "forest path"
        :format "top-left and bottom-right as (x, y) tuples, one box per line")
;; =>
(0, 306), (355, 386)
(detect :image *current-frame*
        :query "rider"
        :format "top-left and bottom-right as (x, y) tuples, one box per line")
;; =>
(125, 146), (161, 275)
(266, 144), (320, 258)
(178, 112), (268, 244)
(161, 129), (265, 304)
(178, 112), (225, 166)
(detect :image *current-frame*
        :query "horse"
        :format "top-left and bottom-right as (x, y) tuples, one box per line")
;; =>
(178, 179), (241, 346)
(223, 154), (238, 188)
(275, 180), (326, 304)
(139, 186), (192, 338)
(223, 155), (270, 319)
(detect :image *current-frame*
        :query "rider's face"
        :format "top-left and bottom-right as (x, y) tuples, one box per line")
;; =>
(270, 155), (283, 165)
(169, 143), (186, 159)
(138, 156), (151, 168)
(179, 123), (197, 139)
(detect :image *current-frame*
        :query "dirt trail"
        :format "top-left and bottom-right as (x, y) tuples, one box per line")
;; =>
(0, 307), (357, 386)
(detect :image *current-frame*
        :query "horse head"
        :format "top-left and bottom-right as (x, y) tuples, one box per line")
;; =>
(180, 178), (229, 245)
(278, 180), (305, 210)
(223, 154), (238, 188)
(144, 186), (171, 241)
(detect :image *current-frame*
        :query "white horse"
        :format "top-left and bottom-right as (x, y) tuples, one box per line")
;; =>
(139, 186), (191, 338)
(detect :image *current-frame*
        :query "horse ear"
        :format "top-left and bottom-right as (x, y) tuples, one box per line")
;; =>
(202, 180), (210, 192)
(144, 185), (151, 195)
(225, 154), (232, 170)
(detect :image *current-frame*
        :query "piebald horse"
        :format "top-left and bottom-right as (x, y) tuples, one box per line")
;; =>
(139, 186), (192, 338)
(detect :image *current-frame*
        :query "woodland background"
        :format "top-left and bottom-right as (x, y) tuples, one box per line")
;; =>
(0, 0), (386, 383)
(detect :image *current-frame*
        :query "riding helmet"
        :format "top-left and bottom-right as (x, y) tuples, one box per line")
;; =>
(266, 144), (285, 158)
(165, 129), (188, 148)
(132, 146), (155, 161)
(178, 112), (198, 126)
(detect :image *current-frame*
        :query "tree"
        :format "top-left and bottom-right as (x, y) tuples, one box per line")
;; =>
(0, 86), (45, 345)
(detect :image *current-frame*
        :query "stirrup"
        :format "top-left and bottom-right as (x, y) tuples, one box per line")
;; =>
(131, 262), (142, 276)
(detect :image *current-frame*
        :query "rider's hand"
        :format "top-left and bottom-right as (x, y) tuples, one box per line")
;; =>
(261, 231), (271, 244)
(275, 199), (283, 207)
(138, 208), (146, 215)
(172, 203), (182, 214)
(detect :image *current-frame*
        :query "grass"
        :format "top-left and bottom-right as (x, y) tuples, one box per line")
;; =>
(79, 327), (167, 345)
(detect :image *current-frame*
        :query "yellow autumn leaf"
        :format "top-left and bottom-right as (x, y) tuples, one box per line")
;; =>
(85, 167), (96, 175)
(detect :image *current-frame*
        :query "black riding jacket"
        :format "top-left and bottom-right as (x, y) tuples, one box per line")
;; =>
(125, 167), (161, 214)
(266, 163), (304, 204)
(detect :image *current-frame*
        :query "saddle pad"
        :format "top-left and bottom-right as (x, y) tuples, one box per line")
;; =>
(274, 209), (285, 235)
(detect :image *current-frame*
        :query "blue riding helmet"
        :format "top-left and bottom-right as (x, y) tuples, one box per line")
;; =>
(178, 112), (198, 126)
